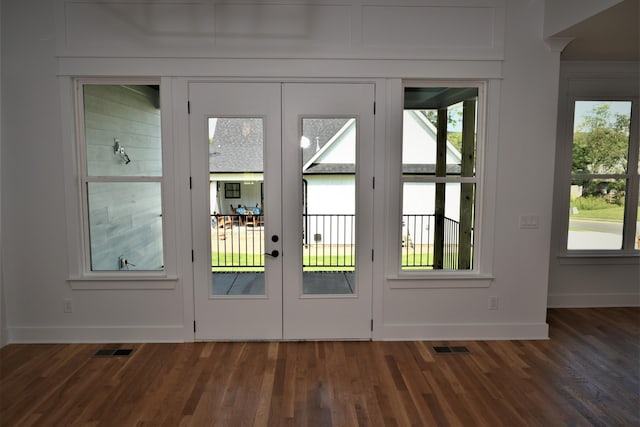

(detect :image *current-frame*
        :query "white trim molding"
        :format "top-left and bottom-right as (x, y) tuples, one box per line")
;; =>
(8, 325), (187, 344)
(548, 293), (640, 308)
(377, 322), (549, 341)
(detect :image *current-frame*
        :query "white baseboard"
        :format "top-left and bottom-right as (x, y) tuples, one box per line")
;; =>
(7, 325), (190, 344)
(547, 293), (640, 308)
(375, 322), (549, 341)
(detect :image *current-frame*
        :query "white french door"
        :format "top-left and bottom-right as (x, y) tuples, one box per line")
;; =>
(190, 82), (374, 340)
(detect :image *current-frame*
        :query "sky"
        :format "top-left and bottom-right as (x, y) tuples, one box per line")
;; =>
(573, 100), (632, 131)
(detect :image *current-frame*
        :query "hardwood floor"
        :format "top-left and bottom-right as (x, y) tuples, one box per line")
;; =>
(1, 308), (638, 426)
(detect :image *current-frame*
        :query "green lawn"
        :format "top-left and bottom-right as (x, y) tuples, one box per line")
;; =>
(570, 206), (632, 222)
(212, 253), (264, 272)
(401, 252), (461, 270)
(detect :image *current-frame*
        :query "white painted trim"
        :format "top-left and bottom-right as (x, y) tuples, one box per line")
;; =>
(557, 253), (640, 265)
(384, 79), (497, 279)
(387, 275), (494, 289)
(57, 58), (503, 80)
(548, 293), (640, 308)
(8, 325), (186, 344)
(377, 322), (549, 341)
(63, 78), (180, 280)
(68, 276), (178, 290)
(171, 78), (197, 342)
(544, 37), (575, 53)
(371, 78), (390, 343)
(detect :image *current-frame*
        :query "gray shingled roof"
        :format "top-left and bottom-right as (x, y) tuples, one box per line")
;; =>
(209, 118), (264, 172)
(304, 163), (355, 174)
(209, 118), (350, 172)
(209, 116), (462, 175)
(402, 164), (462, 175)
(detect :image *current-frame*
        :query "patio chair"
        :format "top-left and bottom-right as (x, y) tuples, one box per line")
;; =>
(230, 204), (244, 226)
(245, 206), (264, 227)
(238, 206), (261, 227)
(212, 214), (232, 239)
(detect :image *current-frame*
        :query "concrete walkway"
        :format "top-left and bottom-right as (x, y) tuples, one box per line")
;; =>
(212, 271), (355, 295)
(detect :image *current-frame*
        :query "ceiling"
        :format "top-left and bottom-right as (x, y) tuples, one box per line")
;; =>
(556, 0), (639, 61)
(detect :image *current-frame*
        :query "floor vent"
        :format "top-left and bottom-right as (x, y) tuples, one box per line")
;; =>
(433, 346), (470, 354)
(94, 349), (134, 357)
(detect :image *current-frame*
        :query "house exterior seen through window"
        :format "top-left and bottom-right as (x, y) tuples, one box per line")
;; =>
(568, 100), (639, 252)
(401, 86), (479, 270)
(79, 83), (165, 271)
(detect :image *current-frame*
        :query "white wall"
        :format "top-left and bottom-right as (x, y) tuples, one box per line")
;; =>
(2, 0), (186, 343)
(378, 0), (559, 340)
(0, 0), (7, 348)
(1, 0), (585, 342)
(548, 61), (640, 307)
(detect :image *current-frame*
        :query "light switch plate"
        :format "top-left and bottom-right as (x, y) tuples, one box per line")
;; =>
(519, 215), (539, 229)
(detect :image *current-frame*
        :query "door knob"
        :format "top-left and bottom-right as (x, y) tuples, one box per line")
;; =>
(264, 250), (279, 258)
(271, 235), (279, 242)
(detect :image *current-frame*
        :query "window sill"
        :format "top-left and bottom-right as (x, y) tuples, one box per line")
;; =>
(68, 274), (178, 290)
(387, 272), (494, 289)
(558, 252), (640, 265)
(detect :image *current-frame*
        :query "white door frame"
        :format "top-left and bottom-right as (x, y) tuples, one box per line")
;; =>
(186, 79), (381, 341)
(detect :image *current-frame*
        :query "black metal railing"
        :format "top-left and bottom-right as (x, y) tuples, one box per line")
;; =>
(303, 214), (355, 269)
(211, 213), (465, 270)
(211, 214), (264, 269)
(401, 214), (464, 269)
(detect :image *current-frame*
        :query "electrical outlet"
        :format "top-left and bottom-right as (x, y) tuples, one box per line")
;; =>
(63, 298), (73, 314)
(488, 296), (499, 310)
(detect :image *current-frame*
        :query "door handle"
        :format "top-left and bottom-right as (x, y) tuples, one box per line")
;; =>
(264, 250), (279, 258)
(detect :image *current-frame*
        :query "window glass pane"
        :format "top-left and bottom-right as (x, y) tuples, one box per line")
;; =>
(208, 118), (265, 296)
(87, 183), (164, 271)
(567, 179), (625, 250)
(402, 86), (478, 271)
(572, 101), (632, 175)
(403, 87), (478, 177)
(636, 186), (640, 250)
(401, 182), (475, 270)
(301, 118), (355, 295)
(83, 85), (162, 177)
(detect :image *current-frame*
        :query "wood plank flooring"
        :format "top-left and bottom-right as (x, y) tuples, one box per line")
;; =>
(1, 308), (638, 426)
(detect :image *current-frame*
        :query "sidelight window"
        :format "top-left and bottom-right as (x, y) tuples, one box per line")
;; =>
(77, 82), (165, 272)
(400, 84), (482, 271)
(567, 100), (639, 252)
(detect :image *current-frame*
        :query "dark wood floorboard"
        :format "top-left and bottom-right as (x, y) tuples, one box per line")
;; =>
(1, 308), (638, 426)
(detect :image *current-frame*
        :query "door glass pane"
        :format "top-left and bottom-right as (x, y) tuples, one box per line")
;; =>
(209, 118), (265, 296)
(301, 118), (355, 295)
(568, 179), (625, 250)
(87, 182), (163, 271)
(83, 85), (162, 177)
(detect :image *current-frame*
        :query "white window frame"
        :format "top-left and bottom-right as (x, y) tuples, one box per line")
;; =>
(64, 77), (178, 288)
(562, 95), (639, 258)
(386, 79), (497, 287)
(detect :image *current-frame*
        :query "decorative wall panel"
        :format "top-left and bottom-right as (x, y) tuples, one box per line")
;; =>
(59, 1), (505, 60)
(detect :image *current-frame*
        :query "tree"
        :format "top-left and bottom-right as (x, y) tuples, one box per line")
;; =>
(572, 103), (630, 201)
(572, 103), (630, 175)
